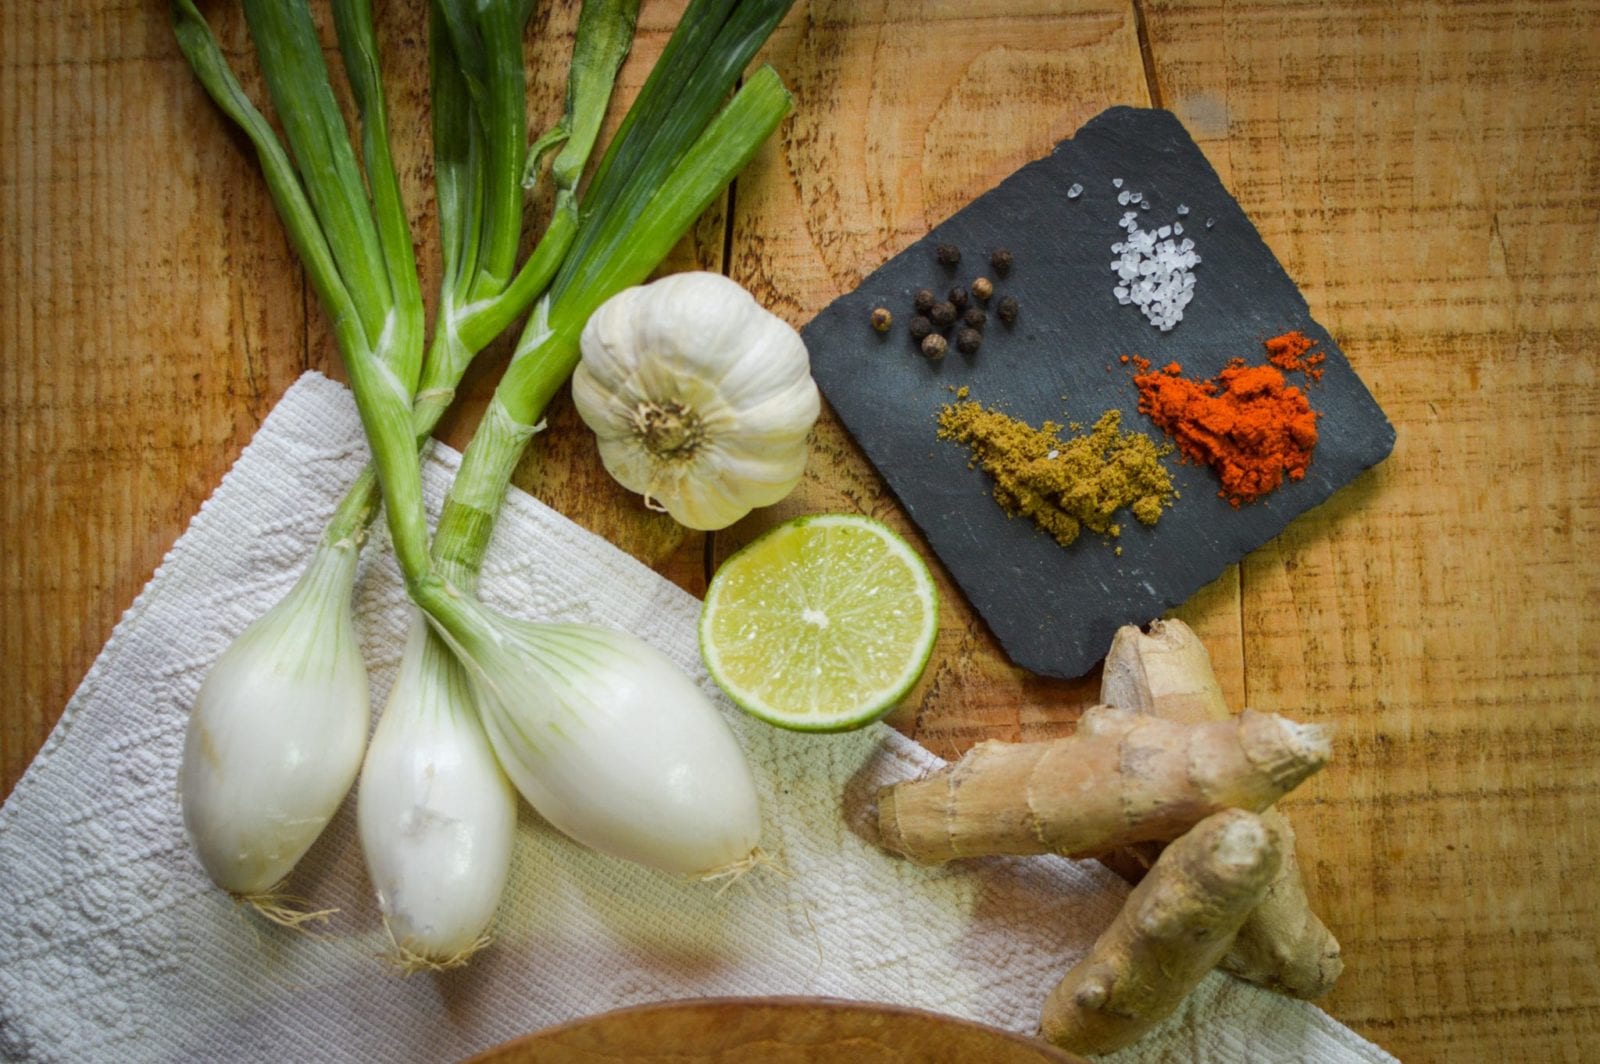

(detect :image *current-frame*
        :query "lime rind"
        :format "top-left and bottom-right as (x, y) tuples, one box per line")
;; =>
(699, 514), (939, 733)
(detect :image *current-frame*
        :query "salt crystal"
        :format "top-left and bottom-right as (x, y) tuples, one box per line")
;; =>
(1140, 200), (1150, 209)
(1067, 182), (1083, 199)
(1206, 218), (1215, 228)
(1177, 204), (1189, 215)
(1112, 178), (1124, 188)
(1107, 209), (1201, 332)
(1046, 450), (1060, 460)
(1129, 192), (1143, 204)
(1117, 190), (1131, 206)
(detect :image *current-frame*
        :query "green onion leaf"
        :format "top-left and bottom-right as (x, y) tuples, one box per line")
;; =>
(560, 0), (793, 297)
(499, 65), (794, 428)
(332, 0), (424, 380)
(551, 0), (642, 194)
(242, 0), (393, 348)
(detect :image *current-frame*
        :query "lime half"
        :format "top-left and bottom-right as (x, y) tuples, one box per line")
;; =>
(700, 514), (939, 732)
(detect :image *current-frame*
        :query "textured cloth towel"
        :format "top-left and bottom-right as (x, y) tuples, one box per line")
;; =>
(0, 374), (1392, 1063)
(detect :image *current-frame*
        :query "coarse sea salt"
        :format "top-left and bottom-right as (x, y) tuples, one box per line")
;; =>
(1109, 209), (1201, 332)
(1067, 182), (1084, 199)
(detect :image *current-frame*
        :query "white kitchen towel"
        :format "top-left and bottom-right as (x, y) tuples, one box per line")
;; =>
(0, 373), (1391, 1063)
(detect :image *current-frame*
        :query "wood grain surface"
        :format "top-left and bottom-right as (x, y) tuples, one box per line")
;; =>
(3, 1), (1596, 1060)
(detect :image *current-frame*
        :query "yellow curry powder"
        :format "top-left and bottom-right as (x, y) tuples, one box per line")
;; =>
(937, 399), (1175, 548)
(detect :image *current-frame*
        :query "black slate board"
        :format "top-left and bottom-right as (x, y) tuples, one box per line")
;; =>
(801, 107), (1395, 679)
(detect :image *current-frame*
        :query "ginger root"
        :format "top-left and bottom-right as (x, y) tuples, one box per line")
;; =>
(876, 704), (1328, 865)
(1040, 808), (1280, 1055)
(1101, 619), (1344, 999)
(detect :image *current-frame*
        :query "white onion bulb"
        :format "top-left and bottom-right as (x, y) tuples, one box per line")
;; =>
(358, 612), (516, 967)
(451, 607), (762, 876)
(179, 542), (369, 896)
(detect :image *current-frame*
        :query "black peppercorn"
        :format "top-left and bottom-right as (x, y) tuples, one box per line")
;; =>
(956, 328), (982, 354)
(964, 306), (987, 329)
(948, 285), (969, 310)
(921, 333), (948, 360)
(996, 295), (1019, 324)
(970, 276), (993, 302)
(870, 307), (893, 333)
(929, 301), (958, 327)
(913, 288), (936, 313)
(936, 243), (961, 267)
(908, 315), (934, 342)
(990, 248), (1013, 277)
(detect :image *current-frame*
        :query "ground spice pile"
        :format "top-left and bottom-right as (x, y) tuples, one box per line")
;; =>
(1127, 331), (1323, 507)
(1263, 330), (1325, 381)
(937, 399), (1174, 549)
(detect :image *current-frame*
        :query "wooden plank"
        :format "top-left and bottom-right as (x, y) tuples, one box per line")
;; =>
(721, 0), (1221, 760)
(1139, 0), (1600, 1058)
(0, 1), (309, 795)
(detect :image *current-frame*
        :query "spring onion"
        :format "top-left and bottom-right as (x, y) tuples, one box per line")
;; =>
(179, 543), (368, 904)
(171, 0), (421, 918)
(357, 613), (516, 968)
(352, 0), (638, 963)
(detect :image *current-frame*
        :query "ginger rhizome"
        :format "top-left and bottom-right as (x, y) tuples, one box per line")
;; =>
(871, 621), (1342, 1054)
(1039, 809), (1281, 1055)
(876, 704), (1328, 865)
(1101, 619), (1344, 999)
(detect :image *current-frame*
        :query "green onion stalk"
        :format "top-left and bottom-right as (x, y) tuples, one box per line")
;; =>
(409, 1), (797, 877)
(426, 0), (796, 596)
(173, 0), (640, 647)
(172, 0), (427, 912)
(323, 0), (641, 552)
(349, 0), (638, 968)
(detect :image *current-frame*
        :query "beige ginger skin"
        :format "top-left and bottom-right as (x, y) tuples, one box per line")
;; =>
(1101, 619), (1344, 999)
(876, 703), (1328, 865)
(1039, 808), (1281, 1055)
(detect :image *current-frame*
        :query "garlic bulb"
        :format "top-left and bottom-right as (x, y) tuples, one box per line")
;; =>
(571, 271), (821, 530)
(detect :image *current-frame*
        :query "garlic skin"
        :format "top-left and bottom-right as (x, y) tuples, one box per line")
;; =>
(358, 612), (516, 967)
(572, 271), (821, 531)
(179, 541), (370, 896)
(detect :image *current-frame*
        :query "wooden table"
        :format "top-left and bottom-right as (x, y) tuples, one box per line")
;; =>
(4, 2), (1596, 1059)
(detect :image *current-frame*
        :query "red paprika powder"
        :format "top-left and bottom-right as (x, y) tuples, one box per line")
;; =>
(1131, 332), (1323, 507)
(1263, 329), (1325, 381)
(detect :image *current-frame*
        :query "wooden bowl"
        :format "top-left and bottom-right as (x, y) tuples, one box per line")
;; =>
(466, 996), (1084, 1063)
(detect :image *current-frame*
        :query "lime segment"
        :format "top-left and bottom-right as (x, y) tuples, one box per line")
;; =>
(699, 514), (939, 732)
